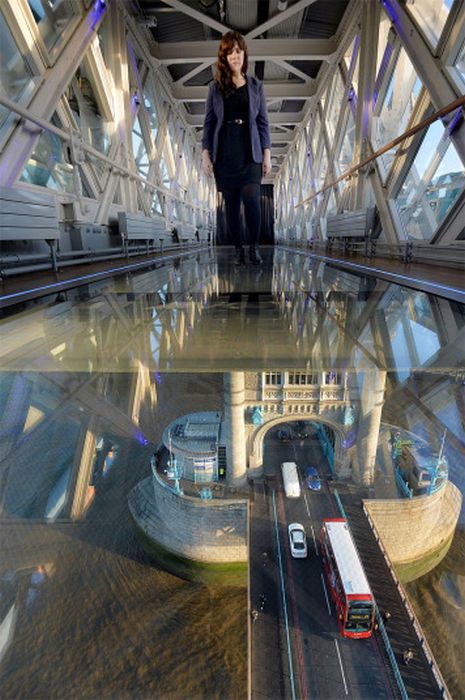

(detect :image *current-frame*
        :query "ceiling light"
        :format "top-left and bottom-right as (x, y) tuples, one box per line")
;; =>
(277, 0), (288, 10)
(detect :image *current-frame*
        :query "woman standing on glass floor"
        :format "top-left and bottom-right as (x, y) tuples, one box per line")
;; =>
(201, 31), (272, 265)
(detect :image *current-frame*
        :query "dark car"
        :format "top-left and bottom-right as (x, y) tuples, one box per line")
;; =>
(305, 466), (321, 491)
(295, 421), (309, 439)
(277, 427), (291, 441)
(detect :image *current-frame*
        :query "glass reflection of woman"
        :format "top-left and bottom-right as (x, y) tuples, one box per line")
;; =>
(202, 31), (272, 265)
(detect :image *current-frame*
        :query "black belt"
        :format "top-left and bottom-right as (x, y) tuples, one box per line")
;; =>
(226, 118), (246, 125)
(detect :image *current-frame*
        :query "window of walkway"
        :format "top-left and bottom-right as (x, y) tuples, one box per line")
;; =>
(20, 111), (74, 192)
(142, 83), (160, 143)
(405, 0), (454, 49)
(68, 67), (112, 162)
(132, 115), (149, 178)
(27, 0), (81, 56)
(455, 37), (465, 83)
(372, 48), (423, 182)
(0, 13), (36, 135)
(394, 120), (465, 240)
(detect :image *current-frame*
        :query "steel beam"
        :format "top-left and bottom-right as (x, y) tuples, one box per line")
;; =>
(156, 38), (337, 63)
(174, 82), (315, 101)
(352, 0), (380, 209)
(174, 60), (215, 86)
(270, 58), (315, 84)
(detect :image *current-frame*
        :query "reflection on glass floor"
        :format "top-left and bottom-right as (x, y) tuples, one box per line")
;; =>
(0, 247), (464, 697)
(2, 247), (464, 373)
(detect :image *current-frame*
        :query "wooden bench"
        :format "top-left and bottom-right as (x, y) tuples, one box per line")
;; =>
(326, 208), (375, 254)
(0, 186), (60, 242)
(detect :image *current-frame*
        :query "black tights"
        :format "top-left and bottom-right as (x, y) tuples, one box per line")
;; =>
(223, 183), (261, 248)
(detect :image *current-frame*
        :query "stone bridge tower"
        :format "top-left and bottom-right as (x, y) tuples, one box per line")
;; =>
(222, 369), (386, 484)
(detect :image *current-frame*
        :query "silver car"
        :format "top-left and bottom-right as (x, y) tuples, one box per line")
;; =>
(288, 523), (308, 558)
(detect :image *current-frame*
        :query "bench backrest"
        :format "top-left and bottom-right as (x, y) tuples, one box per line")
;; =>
(176, 223), (197, 242)
(327, 208), (374, 239)
(118, 211), (168, 240)
(0, 186), (60, 241)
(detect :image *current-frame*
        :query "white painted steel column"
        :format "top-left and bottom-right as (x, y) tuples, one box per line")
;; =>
(357, 368), (387, 486)
(351, 0), (380, 210)
(70, 415), (98, 520)
(224, 372), (247, 486)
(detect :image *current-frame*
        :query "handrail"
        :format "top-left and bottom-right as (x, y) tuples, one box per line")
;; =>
(295, 93), (465, 208)
(0, 93), (210, 214)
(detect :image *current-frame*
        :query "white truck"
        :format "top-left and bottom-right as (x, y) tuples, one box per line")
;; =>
(281, 461), (301, 498)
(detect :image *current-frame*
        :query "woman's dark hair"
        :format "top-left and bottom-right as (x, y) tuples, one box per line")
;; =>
(215, 31), (248, 96)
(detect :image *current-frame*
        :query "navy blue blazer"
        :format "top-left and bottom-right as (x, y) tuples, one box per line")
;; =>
(202, 76), (271, 164)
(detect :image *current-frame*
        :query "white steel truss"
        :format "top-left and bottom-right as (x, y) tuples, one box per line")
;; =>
(0, 0), (216, 233)
(0, 0), (464, 250)
(275, 0), (465, 247)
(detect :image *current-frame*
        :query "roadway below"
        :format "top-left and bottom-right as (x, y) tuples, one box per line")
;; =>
(249, 426), (444, 699)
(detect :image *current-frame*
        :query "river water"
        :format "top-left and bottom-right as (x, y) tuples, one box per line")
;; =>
(0, 378), (247, 699)
(406, 527), (465, 700)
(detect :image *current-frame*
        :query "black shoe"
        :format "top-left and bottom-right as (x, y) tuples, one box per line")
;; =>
(234, 247), (246, 265)
(249, 245), (263, 265)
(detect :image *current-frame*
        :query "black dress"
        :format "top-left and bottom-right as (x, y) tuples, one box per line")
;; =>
(213, 83), (262, 192)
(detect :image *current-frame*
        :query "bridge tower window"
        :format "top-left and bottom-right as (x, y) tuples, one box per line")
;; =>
(264, 372), (282, 386)
(287, 372), (317, 385)
(324, 371), (341, 385)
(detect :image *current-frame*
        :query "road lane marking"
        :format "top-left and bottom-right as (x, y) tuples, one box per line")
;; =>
(334, 639), (349, 695)
(303, 493), (318, 554)
(278, 491), (311, 700)
(272, 490), (297, 700)
(310, 524), (318, 554)
(303, 492), (311, 518)
(321, 573), (331, 615)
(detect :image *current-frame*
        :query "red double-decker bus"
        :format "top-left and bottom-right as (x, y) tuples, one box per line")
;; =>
(320, 518), (375, 639)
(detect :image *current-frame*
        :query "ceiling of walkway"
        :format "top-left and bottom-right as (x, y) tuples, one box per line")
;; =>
(135, 0), (352, 169)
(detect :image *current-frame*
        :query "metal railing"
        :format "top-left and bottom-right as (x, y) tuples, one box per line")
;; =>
(278, 237), (465, 270)
(0, 239), (210, 278)
(375, 608), (409, 700)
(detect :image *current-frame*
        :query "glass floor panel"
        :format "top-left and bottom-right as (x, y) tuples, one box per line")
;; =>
(0, 247), (464, 698)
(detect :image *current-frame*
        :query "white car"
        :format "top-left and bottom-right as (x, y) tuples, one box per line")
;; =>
(288, 523), (308, 558)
